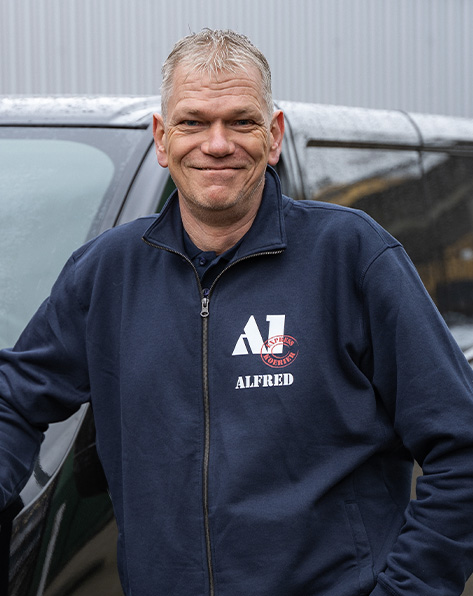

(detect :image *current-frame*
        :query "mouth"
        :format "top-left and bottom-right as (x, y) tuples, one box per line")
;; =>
(192, 165), (243, 171)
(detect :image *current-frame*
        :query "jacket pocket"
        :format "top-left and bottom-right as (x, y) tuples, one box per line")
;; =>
(345, 501), (375, 595)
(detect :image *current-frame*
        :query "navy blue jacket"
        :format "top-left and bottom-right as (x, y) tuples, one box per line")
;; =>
(2, 168), (473, 595)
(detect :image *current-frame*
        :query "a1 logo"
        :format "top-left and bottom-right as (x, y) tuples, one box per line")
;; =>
(232, 315), (286, 356)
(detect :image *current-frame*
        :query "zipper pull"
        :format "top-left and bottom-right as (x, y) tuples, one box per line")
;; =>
(201, 297), (209, 318)
(201, 289), (210, 318)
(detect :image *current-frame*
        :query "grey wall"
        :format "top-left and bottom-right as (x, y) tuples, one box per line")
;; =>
(1, 0), (472, 118)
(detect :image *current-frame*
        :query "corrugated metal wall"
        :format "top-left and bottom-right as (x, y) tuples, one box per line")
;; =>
(1, 0), (472, 118)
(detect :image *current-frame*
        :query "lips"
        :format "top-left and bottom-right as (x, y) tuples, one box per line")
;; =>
(193, 166), (242, 170)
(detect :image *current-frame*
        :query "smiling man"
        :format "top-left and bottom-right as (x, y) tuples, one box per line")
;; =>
(2, 29), (473, 596)
(153, 38), (284, 253)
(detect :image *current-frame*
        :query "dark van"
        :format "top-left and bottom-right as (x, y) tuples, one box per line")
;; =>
(1, 96), (473, 595)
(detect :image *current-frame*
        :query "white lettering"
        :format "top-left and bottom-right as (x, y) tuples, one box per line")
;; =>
(265, 315), (286, 354)
(232, 316), (265, 355)
(254, 375), (263, 387)
(235, 373), (294, 390)
(284, 373), (294, 386)
(245, 375), (255, 388)
(232, 315), (286, 356)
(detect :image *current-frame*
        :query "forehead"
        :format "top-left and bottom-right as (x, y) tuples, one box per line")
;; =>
(167, 64), (266, 115)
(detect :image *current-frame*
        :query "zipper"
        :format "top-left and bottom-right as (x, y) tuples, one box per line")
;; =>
(143, 237), (284, 595)
(201, 295), (210, 318)
(143, 238), (217, 594)
(202, 249), (285, 309)
(201, 299), (214, 596)
(199, 250), (283, 596)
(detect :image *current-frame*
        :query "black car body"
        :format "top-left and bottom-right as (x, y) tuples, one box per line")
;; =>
(1, 96), (473, 595)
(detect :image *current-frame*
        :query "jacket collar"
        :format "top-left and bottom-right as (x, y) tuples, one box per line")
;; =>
(142, 166), (287, 259)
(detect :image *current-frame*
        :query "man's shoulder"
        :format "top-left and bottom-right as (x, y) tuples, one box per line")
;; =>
(53, 215), (160, 299)
(283, 196), (399, 248)
(284, 194), (376, 224)
(73, 215), (159, 261)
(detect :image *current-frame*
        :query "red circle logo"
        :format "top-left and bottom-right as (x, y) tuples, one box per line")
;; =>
(260, 335), (299, 368)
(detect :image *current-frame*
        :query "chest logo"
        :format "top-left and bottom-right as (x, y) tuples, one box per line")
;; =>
(260, 335), (299, 369)
(232, 315), (299, 368)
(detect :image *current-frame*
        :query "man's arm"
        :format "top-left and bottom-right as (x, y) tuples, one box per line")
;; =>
(0, 254), (90, 510)
(0, 392), (44, 510)
(364, 245), (473, 596)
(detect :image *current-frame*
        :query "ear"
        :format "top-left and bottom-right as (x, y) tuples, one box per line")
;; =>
(153, 113), (168, 168)
(268, 110), (285, 166)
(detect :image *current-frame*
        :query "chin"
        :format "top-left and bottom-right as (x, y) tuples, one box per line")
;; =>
(200, 198), (239, 212)
(192, 190), (241, 211)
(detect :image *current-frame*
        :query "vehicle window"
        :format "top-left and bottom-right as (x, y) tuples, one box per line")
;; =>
(417, 151), (473, 332)
(304, 143), (424, 255)
(0, 139), (112, 347)
(0, 128), (144, 348)
(304, 143), (473, 351)
(117, 145), (174, 224)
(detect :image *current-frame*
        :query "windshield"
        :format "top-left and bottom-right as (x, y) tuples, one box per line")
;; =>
(0, 127), (144, 347)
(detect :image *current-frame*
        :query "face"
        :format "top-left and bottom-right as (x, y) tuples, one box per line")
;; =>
(153, 64), (284, 224)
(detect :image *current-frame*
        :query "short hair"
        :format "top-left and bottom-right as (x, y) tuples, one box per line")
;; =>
(161, 29), (274, 122)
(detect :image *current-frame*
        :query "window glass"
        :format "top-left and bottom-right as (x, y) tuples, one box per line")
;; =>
(0, 127), (144, 348)
(305, 144), (424, 254)
(417, 152), (473, 330)
(0, 126), (146, 505)
(0, 138), (114, 346)
(304, 144), (473, 347)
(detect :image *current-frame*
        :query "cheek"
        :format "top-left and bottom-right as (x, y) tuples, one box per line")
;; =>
(168, 139), (203, 166)
(246, 133), (271, 158)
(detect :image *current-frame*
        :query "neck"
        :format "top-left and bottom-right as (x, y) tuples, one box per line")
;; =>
(181, 206), (259, 254)
(178, 196), (262, 255)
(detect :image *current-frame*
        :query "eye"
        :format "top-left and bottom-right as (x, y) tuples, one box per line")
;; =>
(234, 119), (254, 127)
(177, 119), (207, 133)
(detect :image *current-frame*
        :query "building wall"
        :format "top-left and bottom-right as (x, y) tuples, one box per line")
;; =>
(1, 0), (472, 118)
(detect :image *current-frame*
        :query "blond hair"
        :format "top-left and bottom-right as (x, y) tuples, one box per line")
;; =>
(161, 29), (273, 121)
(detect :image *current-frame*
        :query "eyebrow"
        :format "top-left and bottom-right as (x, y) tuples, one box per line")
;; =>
(176, 107), (260, 120)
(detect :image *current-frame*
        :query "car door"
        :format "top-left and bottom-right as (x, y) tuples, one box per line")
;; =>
(0, 120), (167, 596)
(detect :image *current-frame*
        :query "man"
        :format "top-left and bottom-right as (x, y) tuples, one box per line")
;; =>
(2, 28), (473, 596)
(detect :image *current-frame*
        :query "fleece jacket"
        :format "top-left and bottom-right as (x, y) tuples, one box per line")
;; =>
(2, 167), (473, 595)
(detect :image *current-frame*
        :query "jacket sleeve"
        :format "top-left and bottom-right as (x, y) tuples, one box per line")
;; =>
(0, 255), (90, 510)
(363, 245), (473, 596)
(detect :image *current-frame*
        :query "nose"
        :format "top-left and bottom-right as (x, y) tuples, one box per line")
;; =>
(201, 122), (235, 157)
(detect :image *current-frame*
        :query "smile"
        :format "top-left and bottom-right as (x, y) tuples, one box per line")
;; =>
(194, 166), (241, 171)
